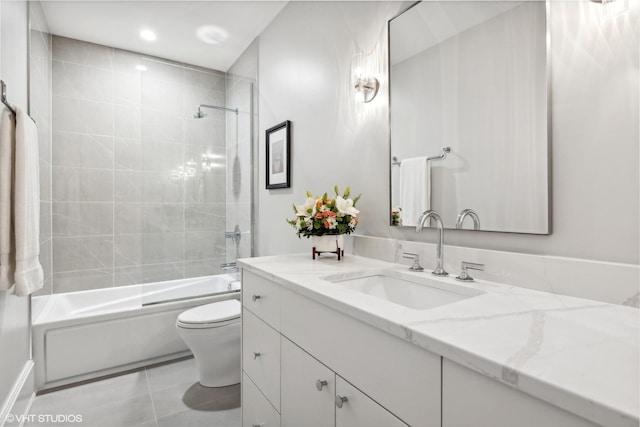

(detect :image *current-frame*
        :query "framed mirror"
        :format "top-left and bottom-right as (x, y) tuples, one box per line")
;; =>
(389, 1), (549, 234)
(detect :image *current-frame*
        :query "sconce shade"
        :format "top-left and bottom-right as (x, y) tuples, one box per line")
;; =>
(352, 50), (381, 103)
(354, 76), (380, 103)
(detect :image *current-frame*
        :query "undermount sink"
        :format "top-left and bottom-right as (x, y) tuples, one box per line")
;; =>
(326, 272), (482, 310)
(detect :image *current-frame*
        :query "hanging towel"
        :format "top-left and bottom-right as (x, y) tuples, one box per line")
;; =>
(13, 108), (43, 296)
(0, 110), (16, 290)
(398, 157), (430, 227)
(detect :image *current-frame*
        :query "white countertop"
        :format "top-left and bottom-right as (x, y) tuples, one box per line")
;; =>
(238, 253), (639, 427)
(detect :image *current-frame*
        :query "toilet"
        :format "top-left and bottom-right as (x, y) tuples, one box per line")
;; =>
(176, 299), (241, 387)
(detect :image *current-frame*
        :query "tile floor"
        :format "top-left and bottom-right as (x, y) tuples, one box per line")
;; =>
(26, 357), (240, 427)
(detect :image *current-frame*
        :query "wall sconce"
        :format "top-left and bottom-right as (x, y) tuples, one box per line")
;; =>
(352, 52), (380, 103)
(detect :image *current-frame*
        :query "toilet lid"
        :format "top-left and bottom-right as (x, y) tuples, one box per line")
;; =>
(177, 299), (241, 325)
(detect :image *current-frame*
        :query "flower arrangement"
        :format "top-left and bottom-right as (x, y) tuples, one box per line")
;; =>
(288, 186), (360, 238)
(391, 207), (402, 226)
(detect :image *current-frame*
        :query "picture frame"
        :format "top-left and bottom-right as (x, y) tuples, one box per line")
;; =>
(265, 120), (291, 189)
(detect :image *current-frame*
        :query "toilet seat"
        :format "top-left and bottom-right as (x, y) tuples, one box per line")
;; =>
(176, 299), (241, 329)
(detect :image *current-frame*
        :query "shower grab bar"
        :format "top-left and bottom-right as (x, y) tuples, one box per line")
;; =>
(391, 147), (451, 166)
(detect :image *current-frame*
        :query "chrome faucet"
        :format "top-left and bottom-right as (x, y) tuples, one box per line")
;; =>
(402, 252), (424, 272)
(456, 209), (480, 230)
(456, 261), (485, 282)
(416, 210), (448, 276)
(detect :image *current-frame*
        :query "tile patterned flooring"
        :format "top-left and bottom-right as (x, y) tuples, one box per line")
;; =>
(27, 357), (240, 427)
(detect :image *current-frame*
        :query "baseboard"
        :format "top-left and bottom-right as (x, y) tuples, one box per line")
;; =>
(0, 360), (34, 427)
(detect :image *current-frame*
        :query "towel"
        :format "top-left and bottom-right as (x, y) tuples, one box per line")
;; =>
(13, 108), (43, 296)
(0, 109), (16, 290)
(398, 157), (430, 227)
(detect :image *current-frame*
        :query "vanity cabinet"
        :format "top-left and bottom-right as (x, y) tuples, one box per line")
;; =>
(281, 336), (334, 427)
(241, 270), (282, 427)
(242, 372), (280, 427)
(335, 373), (408, 427)
(241, 269), (441, 427)
(442, 360), (599, 427)
(281, 336), (407, 427)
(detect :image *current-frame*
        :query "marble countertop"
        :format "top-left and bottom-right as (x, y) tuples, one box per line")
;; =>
(238, 253), (639, 427)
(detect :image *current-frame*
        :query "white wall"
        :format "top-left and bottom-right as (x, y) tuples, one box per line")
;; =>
(0, 0), (34, 421)
(257, 0), (639, 266)
(258, 1), (406, 256)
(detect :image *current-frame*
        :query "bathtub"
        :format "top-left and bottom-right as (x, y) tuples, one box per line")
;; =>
(32, 274), (241, 391)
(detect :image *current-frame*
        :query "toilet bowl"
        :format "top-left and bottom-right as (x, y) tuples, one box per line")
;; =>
(176, 299), (241, 387)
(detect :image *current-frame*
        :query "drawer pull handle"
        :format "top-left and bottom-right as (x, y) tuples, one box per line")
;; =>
(335, 395), (348, 408)
(315, 379), (328, 391)
(252, 294), (262, 302)
(252, 424), (264, 427)
(253, 352), (262, 359)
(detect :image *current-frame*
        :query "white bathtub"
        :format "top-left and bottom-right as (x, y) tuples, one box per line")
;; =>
(32, 274), (241, 391)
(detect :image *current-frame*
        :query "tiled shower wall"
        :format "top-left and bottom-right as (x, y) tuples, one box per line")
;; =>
(29, 3), (53, 295)
(49, 36), (229, 293)
(225, 39), (258, 262)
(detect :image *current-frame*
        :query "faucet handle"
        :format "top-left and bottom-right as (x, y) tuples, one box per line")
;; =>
(456, 261), (484, 282)
(402, 252), (424, 272)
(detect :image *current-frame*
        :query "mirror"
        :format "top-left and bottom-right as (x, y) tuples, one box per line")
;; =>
(389, 1), (549, 234)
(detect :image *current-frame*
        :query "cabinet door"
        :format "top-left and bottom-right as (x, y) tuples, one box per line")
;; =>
(281, 287), (440, 427)
(242, 269), (281, 330)
(242, 372), (280, 427)
(335, 376), (408, 427)
(243, 309), (281, 410)
(281, 337), (334, 427)
(442, 359), (599, 427)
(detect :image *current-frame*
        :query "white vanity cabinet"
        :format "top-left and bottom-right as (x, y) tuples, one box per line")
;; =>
(281, 336), (407, 427)
(442, 360), (599, 427)
(242, 270), (282, 427)
(335, 375), (408, 427)
(281, 336), (334, 427)
(241, 269), (441, 427)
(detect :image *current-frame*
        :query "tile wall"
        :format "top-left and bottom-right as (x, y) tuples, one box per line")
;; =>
(29, 8), (52, 295)
(49, 36), (230, 293)
(225, 39), (258, 263)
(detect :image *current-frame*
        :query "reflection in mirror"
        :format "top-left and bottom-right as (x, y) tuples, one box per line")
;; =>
(389, 1), (549, 234)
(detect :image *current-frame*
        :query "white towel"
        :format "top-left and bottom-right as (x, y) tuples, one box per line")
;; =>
(398, 157), (430, 227)
(13, 108), (43, 296)
(0, 109), (16, 290)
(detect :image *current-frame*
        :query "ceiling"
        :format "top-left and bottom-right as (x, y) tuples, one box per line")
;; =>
(41, 1), (288, 71)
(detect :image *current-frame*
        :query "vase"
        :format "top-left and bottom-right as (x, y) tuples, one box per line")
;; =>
(311, 235), (345, 260)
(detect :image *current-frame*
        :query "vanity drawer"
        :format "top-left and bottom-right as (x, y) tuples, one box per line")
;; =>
(243, 308), (281, 410)
(242, 372), (281, 427)
(242, 270), (281, 330)
(280, 288), (441, 427)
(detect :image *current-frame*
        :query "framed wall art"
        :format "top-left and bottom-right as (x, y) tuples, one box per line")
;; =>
(265, 120), (291, 189)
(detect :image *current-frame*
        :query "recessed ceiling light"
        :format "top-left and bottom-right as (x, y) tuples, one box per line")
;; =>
(196, 25), (228, 45)
(140, 29), (157, 42)
(135, 65), (147, 72)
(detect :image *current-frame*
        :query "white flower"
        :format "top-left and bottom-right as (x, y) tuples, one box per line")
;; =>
(324, 217), (337, 230)
(349, 218), (357, 229)
(295, 197), (316, 218)
(335, 196), (359, 217)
